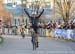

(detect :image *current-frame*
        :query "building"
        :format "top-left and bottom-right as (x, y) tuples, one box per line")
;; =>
(3, 0), (75, 26)
(3, 0), (54, 26)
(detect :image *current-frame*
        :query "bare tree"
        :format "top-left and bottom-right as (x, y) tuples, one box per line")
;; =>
(54, 0), (75, 23)
(0, 1), (12, 26)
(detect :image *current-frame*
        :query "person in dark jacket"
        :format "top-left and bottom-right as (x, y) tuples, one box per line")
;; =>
(24, 8), (44, 33)
(24, 8), (44, 49)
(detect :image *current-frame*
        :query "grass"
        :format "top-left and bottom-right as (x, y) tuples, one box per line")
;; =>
(0, 37), (4, 44)
(52, 36), (75, 42)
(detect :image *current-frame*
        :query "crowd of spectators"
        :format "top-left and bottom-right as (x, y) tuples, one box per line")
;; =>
(38, 20), (75, 30)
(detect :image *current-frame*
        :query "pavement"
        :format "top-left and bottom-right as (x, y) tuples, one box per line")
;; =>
(0, 35), (75, 54)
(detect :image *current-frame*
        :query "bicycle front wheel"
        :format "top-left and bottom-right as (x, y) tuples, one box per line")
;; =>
(33, 42), (37, 50)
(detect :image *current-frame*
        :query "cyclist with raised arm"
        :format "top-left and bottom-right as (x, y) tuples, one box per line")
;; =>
(24, 8), (44, 50)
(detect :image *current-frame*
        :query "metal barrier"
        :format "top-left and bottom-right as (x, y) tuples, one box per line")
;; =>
(1, 27), (54, 37)
(1, 27), (75, 41)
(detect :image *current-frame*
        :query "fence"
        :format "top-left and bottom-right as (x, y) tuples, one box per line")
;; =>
(54, 29), (75, 40)
(1, 27), (75, 40)
(0, 27), (47, 37)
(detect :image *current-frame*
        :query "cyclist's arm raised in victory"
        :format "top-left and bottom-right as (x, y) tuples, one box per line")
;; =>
(37, 9), (44, 18)
(24, 8), (31, 18)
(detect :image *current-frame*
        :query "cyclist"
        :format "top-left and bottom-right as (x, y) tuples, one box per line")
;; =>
(24, 8), (44, 50)
(20, 26), (25, 39)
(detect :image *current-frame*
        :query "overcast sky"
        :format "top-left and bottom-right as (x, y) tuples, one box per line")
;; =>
(3, 0), (53, 8)
(4, 0), (53, 4)
(4, 0), (21, 4)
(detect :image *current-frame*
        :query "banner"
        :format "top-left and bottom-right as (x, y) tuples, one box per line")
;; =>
(55, 29), (67, 37)
(55, 29), (75, 39)
(71, 30), (75, 40)
(67, 29), (72, 39)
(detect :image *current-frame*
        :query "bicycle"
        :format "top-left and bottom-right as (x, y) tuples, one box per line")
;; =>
(30, 29), (39, 50)
(20, 27), (25, 39)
